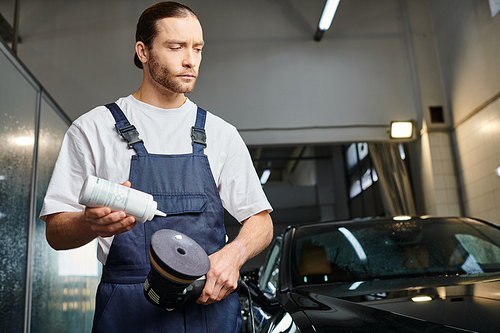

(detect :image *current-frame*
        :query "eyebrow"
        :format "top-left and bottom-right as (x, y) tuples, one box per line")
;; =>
(165, 39), (205, 47)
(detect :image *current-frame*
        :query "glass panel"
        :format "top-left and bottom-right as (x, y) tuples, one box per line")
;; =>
(357, 142), (369, 161)
(455, 234), (500, 270)
(360, 161), (373, 190)
(348, 172), (361, 198)
(398, 143), (406, 160)
(31, 97), (99, 333)
(345, 144), (357, 170)
(259, 238), (282, 297)
(372, 167), (378, 182)
(291, 218), (500, 286)
(0, 49), (37, 332)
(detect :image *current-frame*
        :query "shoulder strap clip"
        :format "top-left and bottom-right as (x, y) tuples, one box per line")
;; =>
(118, 124), (143, 149)
(191, 126), (207, 148)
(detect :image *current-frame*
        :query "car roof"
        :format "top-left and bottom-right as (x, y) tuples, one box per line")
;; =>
(286, 216), (495, 233)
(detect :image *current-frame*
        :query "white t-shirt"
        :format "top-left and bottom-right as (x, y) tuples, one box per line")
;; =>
(41, 95), (272, 264)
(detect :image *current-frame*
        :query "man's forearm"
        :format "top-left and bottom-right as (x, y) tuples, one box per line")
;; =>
(43, 205), (137, 251)
(43, 211), (98, 250)
(229, 210), (274, 267)
(43, 180), (136, 251)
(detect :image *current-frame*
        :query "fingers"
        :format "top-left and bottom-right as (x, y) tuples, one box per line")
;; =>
(82, 180), (135, 237)
(196, 247), (242, 305)
(121, 180), (132, 188)
(84, 206), (112, 219)
(196, 270), (238, 305)
(84, 206), (136, 237)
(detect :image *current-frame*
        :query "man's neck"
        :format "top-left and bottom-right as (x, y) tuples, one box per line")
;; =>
(132, 85), (187, 110)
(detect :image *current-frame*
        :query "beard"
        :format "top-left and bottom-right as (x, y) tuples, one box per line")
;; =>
(147, 51), (197, 94)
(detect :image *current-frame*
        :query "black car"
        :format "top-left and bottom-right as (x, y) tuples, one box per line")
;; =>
(239, 216), (500, 332)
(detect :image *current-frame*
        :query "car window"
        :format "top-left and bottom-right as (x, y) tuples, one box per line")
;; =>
(259, 237), (282, 297)
(455, 234), (500, 271)
(291, 218), (500, 286)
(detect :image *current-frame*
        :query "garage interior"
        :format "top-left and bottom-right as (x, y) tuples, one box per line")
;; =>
(1, 0), (499, 332)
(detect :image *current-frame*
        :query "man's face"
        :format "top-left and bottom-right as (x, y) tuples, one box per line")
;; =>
(146, 16), (204, 94)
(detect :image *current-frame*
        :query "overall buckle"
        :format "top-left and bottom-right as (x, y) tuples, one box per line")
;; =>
(191, 126), (207, 148)
(118, 124), (143, 149)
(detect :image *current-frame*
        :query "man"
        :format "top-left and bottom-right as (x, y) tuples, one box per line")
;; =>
(40, 2), (273, 332)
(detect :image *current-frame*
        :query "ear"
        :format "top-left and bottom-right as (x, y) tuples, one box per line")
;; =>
(135, 41), (149, 65)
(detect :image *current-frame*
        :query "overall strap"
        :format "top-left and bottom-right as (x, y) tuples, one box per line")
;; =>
(105, 103), (148, 156)
(191, 107), (207, 154)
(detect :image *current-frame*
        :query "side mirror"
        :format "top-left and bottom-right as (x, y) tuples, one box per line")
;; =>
(240, 268), (280, 314)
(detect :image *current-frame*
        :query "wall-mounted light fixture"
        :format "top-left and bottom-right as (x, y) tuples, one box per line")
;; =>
(314, 0), (341, 41)
(390, 121), (413, 139)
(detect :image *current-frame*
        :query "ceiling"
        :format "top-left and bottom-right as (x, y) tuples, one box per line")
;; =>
(250, 144), (341, 185)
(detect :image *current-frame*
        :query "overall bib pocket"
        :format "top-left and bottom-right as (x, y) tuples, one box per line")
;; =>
(153, 193), (207, 215)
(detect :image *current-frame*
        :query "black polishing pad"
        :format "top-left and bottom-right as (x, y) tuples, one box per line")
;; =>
(150, 229), (210, 283)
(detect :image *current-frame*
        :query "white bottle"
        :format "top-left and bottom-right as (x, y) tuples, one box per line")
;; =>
(78, 175), (167, 223)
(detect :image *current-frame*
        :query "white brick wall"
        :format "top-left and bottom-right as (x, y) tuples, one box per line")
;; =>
(455, 99), (500, 223)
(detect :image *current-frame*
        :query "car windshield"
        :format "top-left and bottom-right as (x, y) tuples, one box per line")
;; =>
(291, 217), (500, 286)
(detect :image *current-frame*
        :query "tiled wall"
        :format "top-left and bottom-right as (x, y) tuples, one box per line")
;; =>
(420, 126), (461, 216)
(454, 99), (500, 223)
(420, 129), (436, 214)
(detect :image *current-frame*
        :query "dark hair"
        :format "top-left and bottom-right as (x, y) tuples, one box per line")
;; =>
(134, 2), (198, 69)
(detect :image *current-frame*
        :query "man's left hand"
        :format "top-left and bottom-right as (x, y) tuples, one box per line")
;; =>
(196, 243), (242, 305)
(196, 210), (273, 305)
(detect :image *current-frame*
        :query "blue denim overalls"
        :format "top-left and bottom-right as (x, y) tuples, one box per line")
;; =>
(91, 103), (242, 332)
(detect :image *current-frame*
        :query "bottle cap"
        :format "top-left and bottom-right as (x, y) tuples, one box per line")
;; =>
(145, 201), (167, 222)
(155, 209), (167, 217)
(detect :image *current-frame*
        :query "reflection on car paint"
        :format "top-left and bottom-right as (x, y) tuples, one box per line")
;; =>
(269, 313), (298, 333)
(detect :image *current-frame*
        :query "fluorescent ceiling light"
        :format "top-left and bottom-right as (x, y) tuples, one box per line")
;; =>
(318, 0), (341, 30)
(390, 121), (413, 139)
(260, 169), (271, 185)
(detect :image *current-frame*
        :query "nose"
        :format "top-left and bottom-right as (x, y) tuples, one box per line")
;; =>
(182, 49), (197, 68)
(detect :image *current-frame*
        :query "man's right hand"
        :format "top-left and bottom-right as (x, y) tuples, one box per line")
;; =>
(43, 180), (136, 250)
(83, 206), (136, 238)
